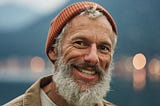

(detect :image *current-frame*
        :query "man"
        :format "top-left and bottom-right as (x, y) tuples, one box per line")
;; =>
(4, 1), (118, 106)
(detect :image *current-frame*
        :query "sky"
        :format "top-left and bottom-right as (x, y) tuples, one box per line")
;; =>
(0, 0), (69, 31)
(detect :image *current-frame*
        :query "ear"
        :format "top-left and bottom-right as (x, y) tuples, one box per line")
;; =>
(48, 47), (58, 62)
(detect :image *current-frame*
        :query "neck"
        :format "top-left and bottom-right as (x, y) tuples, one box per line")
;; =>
(42, 81), (74, 106)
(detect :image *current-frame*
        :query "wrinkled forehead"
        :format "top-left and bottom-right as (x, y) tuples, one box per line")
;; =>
(65, 14), (113, 35)
(70, 14), (112, 27)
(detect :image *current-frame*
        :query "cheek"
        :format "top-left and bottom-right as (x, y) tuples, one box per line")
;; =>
(62, 48), (85, 63)
(99, 54), (112, 70)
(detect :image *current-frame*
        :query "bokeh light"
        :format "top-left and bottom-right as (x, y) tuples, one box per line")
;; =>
(6, 58), (20, 73)
(133, 69), (146, 91)
(30, 56), (45, 73)
(133, 53), (146, 70)
(114, 56), (134, 79)
(148, 58), (160, 81)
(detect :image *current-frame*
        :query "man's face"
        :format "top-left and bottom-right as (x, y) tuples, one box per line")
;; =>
(60, 14), (114, 90)
(53, 14), (115, 105)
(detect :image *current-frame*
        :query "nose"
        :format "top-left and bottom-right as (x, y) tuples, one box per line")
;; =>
(84, 44), (99, 65)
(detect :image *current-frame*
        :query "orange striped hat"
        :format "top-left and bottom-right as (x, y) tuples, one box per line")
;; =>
(46, 1), (117, 63)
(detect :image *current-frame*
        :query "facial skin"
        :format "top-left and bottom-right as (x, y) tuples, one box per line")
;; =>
(49, 14), (116, 106)
(60, 14), (114, 90)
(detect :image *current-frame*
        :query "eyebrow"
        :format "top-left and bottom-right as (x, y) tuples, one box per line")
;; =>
(70, 33), (83, 39)
(70, 33), (90, 41)
(100, 41), (112, 48)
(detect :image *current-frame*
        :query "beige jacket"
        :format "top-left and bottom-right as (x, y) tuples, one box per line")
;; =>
(4, 75), (115, 106)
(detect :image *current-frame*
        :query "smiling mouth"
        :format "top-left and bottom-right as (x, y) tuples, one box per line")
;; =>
(71, 64), (97, 75)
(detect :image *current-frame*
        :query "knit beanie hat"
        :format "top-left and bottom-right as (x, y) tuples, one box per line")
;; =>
(46, 1), (118, 63)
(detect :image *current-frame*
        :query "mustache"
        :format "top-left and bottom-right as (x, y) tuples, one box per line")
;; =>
(70, 62), (105, 75)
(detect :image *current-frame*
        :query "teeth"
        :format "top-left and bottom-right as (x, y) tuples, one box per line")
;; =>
(81, 69), (95, 75)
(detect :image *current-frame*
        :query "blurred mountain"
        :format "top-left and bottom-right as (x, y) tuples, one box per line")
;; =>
(0, 14), (50, 58)
(0, 0), (160, 59)
(0, 2), (68, 59)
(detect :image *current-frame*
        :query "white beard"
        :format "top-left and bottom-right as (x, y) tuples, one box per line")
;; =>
(52, 57), (113, 106)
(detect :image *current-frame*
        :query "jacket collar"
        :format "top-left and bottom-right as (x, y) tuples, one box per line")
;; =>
(23, 75), (53, 106)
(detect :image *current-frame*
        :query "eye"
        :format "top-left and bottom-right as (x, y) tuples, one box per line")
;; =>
(98, 45), (110, 53)
(74, 40), (84, 46)
(73, 40), (88, 48)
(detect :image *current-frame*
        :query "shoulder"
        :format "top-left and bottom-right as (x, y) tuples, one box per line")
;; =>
(102, 99), (116, 106)
(3, 95), (24, 106)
